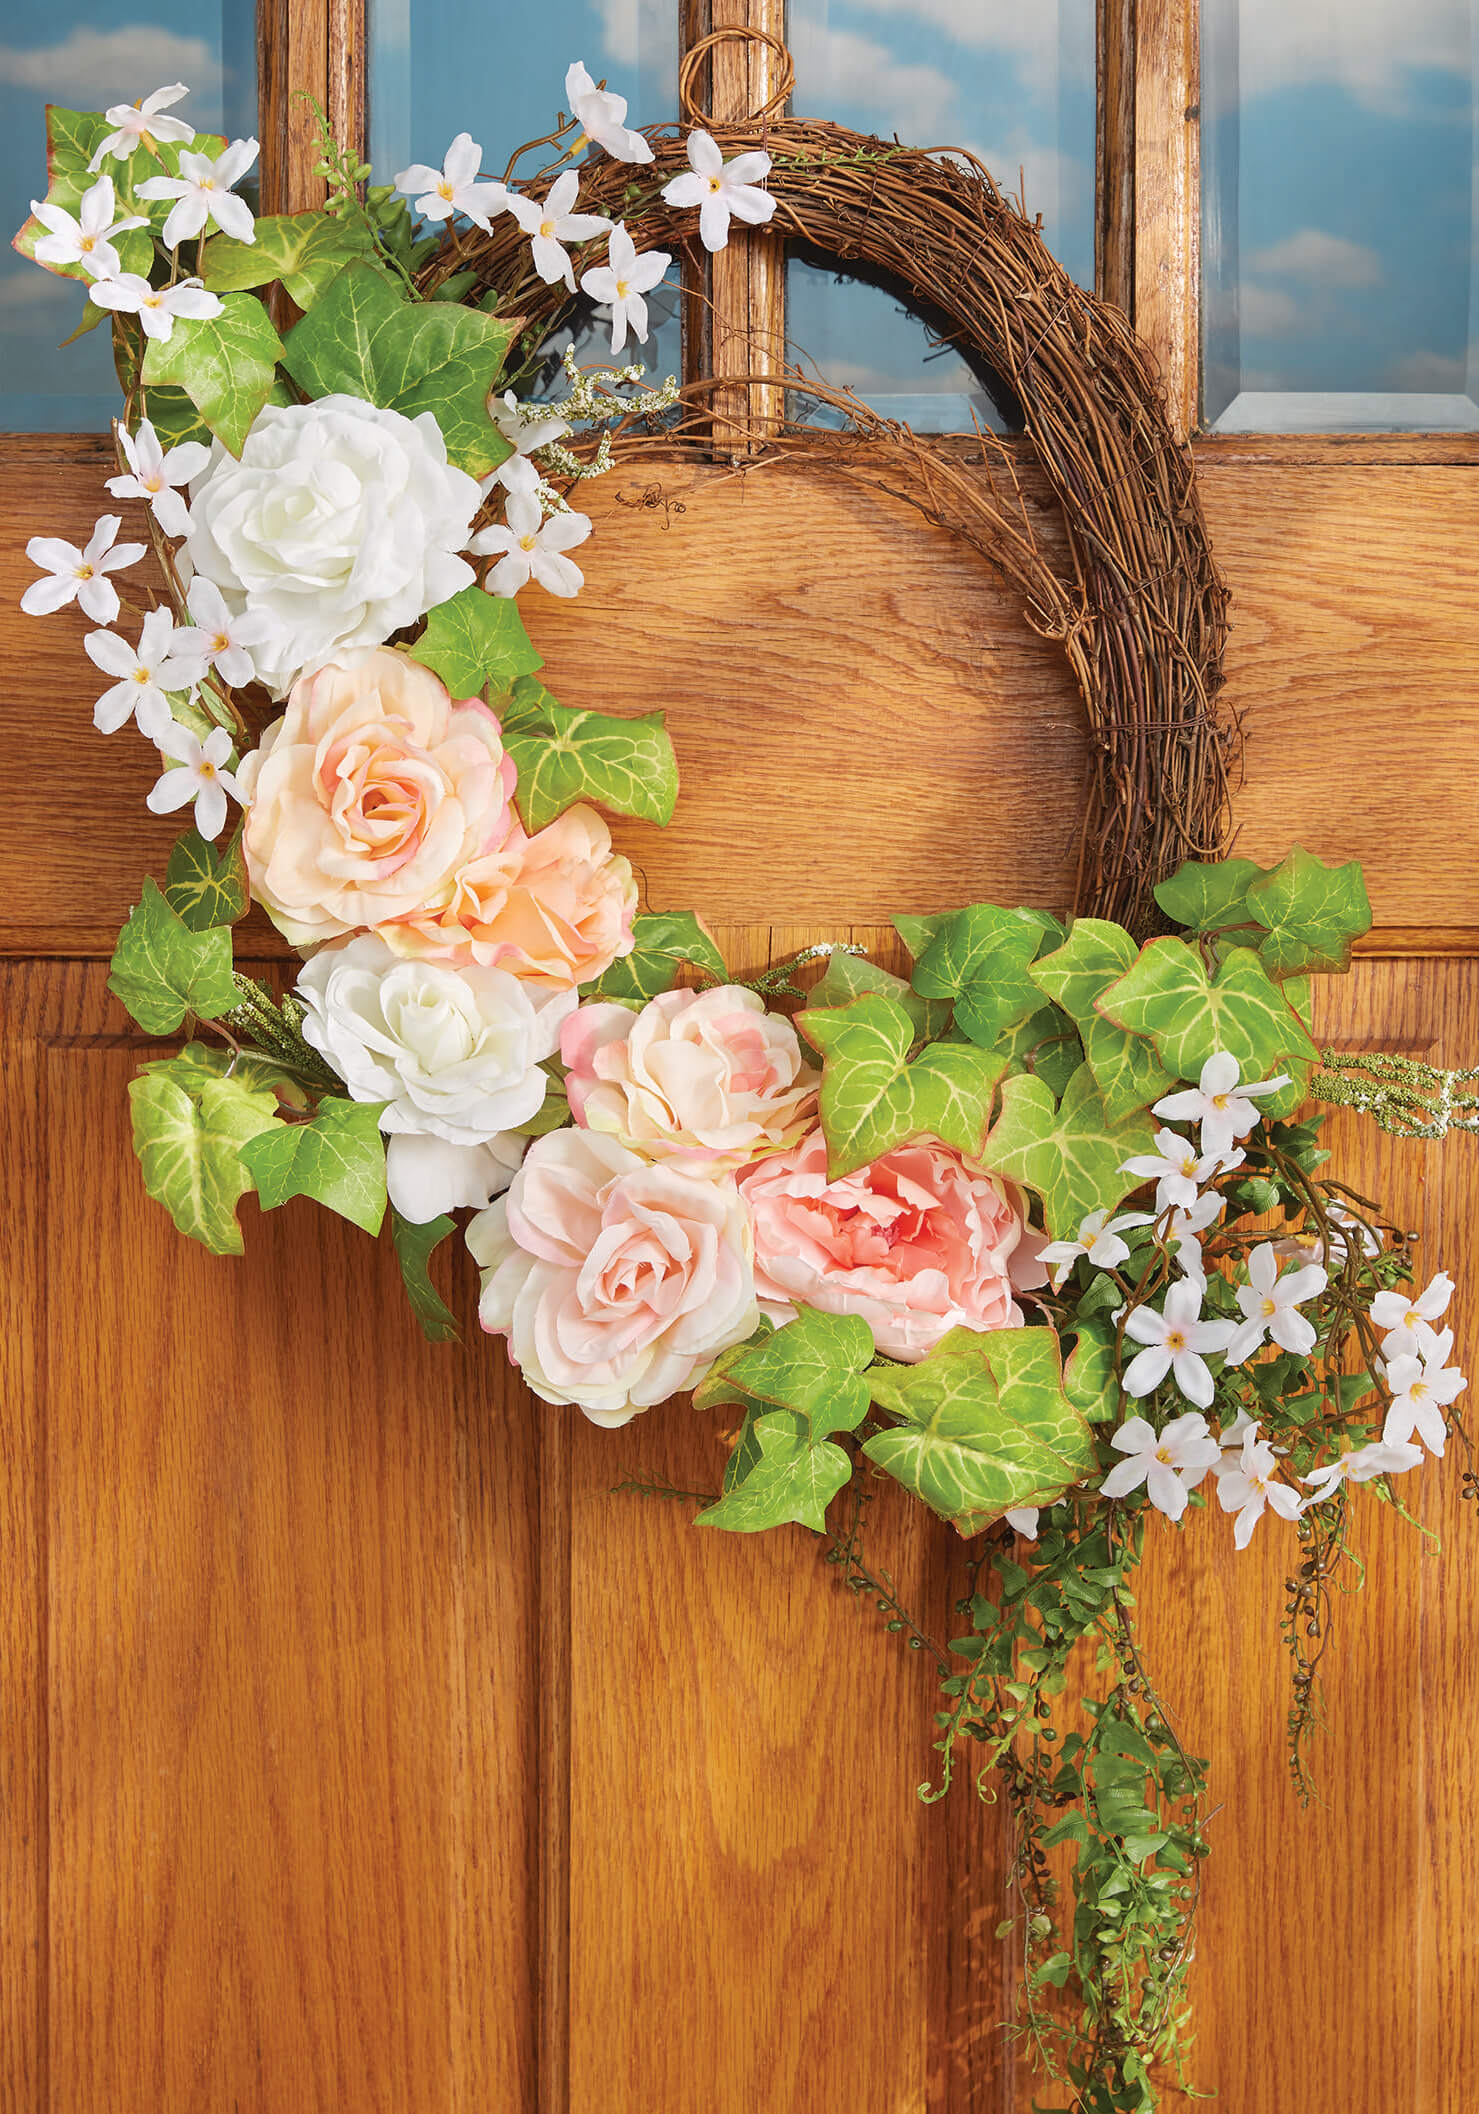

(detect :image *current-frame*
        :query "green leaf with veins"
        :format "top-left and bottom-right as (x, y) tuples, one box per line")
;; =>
(202, 212), (375, 307)
(1030, 918), (1174, 1122)
(138, 1039), (309, 1109)
(804, 946), (951, 1043)
(1063, 1323), (1121, 1424)
(239, 1097), (388, 1235)
(408, 587), (542, 699)
(112, 324), (214, 449)
(141, 292), (285, 455)
(109, 879), (241, 1033)
(982, 1063), (1155, 1239)
(865, 1326), (1097, 1533)
(992, 1004), (1085, 1100)
(11, 108), (222, 274)
(799, 993), (1008, 1179)
(1244, 846), (1372, 976)
(1095, 938), (1317, 1085)
(128, 1066), (279, 1255)
(589, 912), (727, 1001)
(910, 902), (1047, 1046)
(498, 676), (678, 830)
(893, 910), (951, 963)
(390, 1209), (461, 1343)
(695, 1309), (873, 1533)
(164, 827), (249, 930)
(1152, 855), (1267, 934)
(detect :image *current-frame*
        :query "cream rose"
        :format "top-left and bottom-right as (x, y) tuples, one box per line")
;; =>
(467, 1129), (759, 1426)
(238, 649), (516, 948)
(560, 985), (819, 1170)
(184, 395), (481, 697)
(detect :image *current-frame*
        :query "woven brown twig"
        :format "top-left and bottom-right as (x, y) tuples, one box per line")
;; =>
(443, 92), (1237, 933)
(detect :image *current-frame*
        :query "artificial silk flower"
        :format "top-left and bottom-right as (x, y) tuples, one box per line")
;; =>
(1152, 1050), (1291, 1162)
(1370, 1271), (1455, 1359)
(1215, 1430), (1302, 1548)
(1121, 1126), (1241, 1214)
(1037, 1207), (1153, 1290)
(1382, 1328), (1466, 1455)
(136, 139), (260, 248)
(87, 83), (194, 169)
(564, 60), (654, 164)
(146, 722), (244, 842)
(177, 577), (277, 689)
(1121, 1278), (1235, 1409)
(1217, 1406), (1259, 1454)
(29, 175), (146, 278)
(489, 388), (571, 460)
(1101, 1411), (1222, 1521)
(660, 128), (775, 252)
(106, 417), (210, 539)
(84, 606), (208, 738)
(505, 170), (613, 292)
(1004, 1508), (1040, 1539)
(579, 222), (671, 354)
(1223, 1241), (1328, 1365)
(1301, 1438), (1424, 1501)
(21, 514), (146, 623)
(393, 133), (508, 231)
(471, 491), (592, 598)
(87, 273), (223, 342)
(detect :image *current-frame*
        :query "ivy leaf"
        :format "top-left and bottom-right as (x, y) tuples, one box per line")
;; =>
(910, 903), (1046, 1046)
(1064, 1324), (1120, 1424)
(138, 1039), (308, 1108)
(128, 1065), (279, 1255)
(112, 324), (214, 449)
(239, 1097), (388, 1235)
(893, 911), (952, 962)
(407, 586), (542, 699)
(864, 1326), (1097, 1534)
(108, 879), (241, 1033)
(695, 1309), (873, 1533)
(1030, 918), (1174, 1122)
(589, 912), (727, 1000)
(1095, 939), (1317, 1085)
(201, 212), (374, 307)
(982, 1064), (1155, 1239)
(390, 1208), (461, 1343)
(804, 946), (951, 1043)
(10, 106), (184, 279)
(1152, 855), (1267, 934)
(141, 291), (285, 455)
(992, 1005), (1084, 1100)
(1244, 846), (1372, 976)
(799, 993), (1008, 1179)
(163, 827), (249, 930)
(499, 676), (678, 830)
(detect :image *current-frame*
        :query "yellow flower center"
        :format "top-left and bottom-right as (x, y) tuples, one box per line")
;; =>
(1406, 1308), (1422, 1328)
(132, 668), (149, 684)
(615, 278), (630, 298)
(1211, 1092), (1230, 1108)
(199, 759), (217, 780)
(142, 290), (163, 309)
(144, 472), (163, 492)
(518, 533), (538, 552)
(437, 181), (454, 200)
(1180, 1155), (1198, 1177)
(1260, 1296), (1278, 1317)
(79, 234), (96, 251)
(1411, 1381), (1429, 1400)
(1154, 1444), (1174, 1464)
(76, 562), (94, 580)
(211, 631), (229, 652)
(707, 175), (723, 193)
(539, 218), (557, 239)
(1164, 1329), (1187, 1353)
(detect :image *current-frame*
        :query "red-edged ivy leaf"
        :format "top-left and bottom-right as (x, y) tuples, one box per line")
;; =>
(1030, 918), (1174, 1122)
(981, 1063), (1155, 1240)
(695, 1310), (873, 1533)
(799, 992), (1008, 1180)
(1095, 938), (1317, 1085)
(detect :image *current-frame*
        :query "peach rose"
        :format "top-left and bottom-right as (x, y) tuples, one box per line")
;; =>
(467, 1128), (759, 1426)
(561, 985), (819, 1170)
(380, 803), (637, 991)
(738, 1130), (1048, 1362)
(237, 648), (516, 948)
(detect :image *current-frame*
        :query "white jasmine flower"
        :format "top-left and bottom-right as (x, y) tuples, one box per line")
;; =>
(1152, 1050), (1291, 1162)
(29, 175), (147, 278)
(1223, 1241), (1328, 1365)
(146, 722), (244, 842)
(1301, 1439), (1424, 1501)
(84, 606), (208, 738)
(1004, 1507), (1040, 1539)
(1216, 1430), (1301, 1547)
(505, 170), (613, 292)
(88, 273), (223, 341)
(176, 577), (276, 689)
(21, 513), (146, 623)
(579, 222), (671, 354)
(471, 489), (592, 598)
(393, 132), (508, 231)
(88, 83), (195, 170)
(1101, 1410), (1222, 1521)
(1121, 1126), (1242, 1213)
(1382, 1328), (1466, 1455)
(660, 128), (776, 252)
(1121, 1279), (1235, 1409)
(1166, 1191), (1225, 1291)
(106, 417), (211, 539)
(136, 139), (259, 248)
(1217, 1407), (1259, 1454)
(489, 388), (571, 460)
(1370, 1272), (1455, 1359)
(1037, 1207), (1152, 1290)
(1322, 1200), (1383, 1263)
(565, 60), (654, 164)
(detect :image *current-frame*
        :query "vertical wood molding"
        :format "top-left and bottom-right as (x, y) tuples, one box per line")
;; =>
(1133, 0), (1200, 436)
(258, 0), (332, 215)
(328, 0), (366, 161)
(536, 1413), (572, 2114)
(1096, 0), (1136, 315)
(701, 0), (788, 452)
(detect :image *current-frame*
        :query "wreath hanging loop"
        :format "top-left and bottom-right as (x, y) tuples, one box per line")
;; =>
(677, 26), (796, 128)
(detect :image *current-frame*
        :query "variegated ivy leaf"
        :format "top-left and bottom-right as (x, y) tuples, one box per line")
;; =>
(1152, 855), (1266, 935)
(239, 1097), (388, 1236)
(1245, 847), (1372, 976)
(589, 912), (726, 1001)
(128, 1065), (279, 1256)
(141, 291), (285, 456)
(695, 1309), (873, 1533)
(139, 1039), (308, 1108)
(1095, 939), (1317, 1087)
(982, 1063), (1155, 1239)
(1063, 1323), (1120, 1424)
(993, 1004), (1084, 1100)
(163, 827), (249, 931)
(12, 107), (223, 277)
(390, 1209), (461, 1344)
(804, 945), (951, 1043)
(498, 676), (678, 831)
(799, 993), (1008, 1179)
(202, 212), (376, 309)
(910, 902), (1050, 1047)
(108, 879), (241, 1034)
(864, 1326), (1097, 1534)
(1030, 918), (1174, 1122)
(408, 586), (542, 700)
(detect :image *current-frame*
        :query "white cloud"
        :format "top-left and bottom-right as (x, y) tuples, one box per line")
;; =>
(789, 24), (958, 141)
(1246, 228), (1383, 289)
(0, 25), (217, 105)
(1235, 284), (1302, 336)
(1209, 0), (1467, 113)
(837, 0), (1093, 99)
(1388, 348), (1470, 391)
(596, 0), (676, 99)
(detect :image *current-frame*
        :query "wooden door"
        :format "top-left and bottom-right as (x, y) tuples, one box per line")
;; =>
(2, 6), (1476, 2112)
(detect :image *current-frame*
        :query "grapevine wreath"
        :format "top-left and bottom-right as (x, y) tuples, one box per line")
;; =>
(15, 47), (1479, 2113)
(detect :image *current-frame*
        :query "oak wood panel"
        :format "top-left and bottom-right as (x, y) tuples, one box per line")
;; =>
(1132, 0), (1199, 437)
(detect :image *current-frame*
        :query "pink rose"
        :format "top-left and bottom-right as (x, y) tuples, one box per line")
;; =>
(561, 984), (820, 1171)
(238, 648), (515, 948)
(738, 1130), (1048, 1362)
(380, 803), (637, 991)
(467, 1128), (759, 1425)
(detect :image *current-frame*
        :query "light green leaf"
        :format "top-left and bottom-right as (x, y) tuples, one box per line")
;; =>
(1064, 1323), (1120, 1424)
(499, 675), (678, 830)
(138, 1039), (307, 1107)
(911, 902), (1045, 1046)
(1030, 918), (1174, 1122)
(695, 1309), (873, 1533)
(697, 1410), (856, 1534)
(1245, 846), (1372, 976)
(202, 212), (374, 307)
(141, 291), (284, 455)
(893, 911), (951, 962)
(163, 827), (249, 930)
(408, 586), (542, 699)
(864, 1326), (1097, 1533)
(510, 1078), (570, 1136)
(128, 1065), (279, 1255)
(390, 1209), (461, 1343)
(9, 107), (203, 277)
(108, 879), (241, 1033)
(799, 992), (1008, 1179)
(239, 1097), (388, 1235)
(805, 946), (951, 1043)
(982, 1064), (1155, 1239)
(993, 1005), (1084, 1100)
(1152, 855), (1267, 934)
(589, 912), (727, 1000)
(1095, 939), (1318, 1085)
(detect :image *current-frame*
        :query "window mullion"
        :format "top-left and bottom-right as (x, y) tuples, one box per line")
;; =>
(257, 0), (334, 215)
(1131, 0), (1201, 437)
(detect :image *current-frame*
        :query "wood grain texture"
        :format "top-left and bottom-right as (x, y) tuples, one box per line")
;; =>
(1133, 0), (1199, 436)
(1095, 0), (1136, 316)
(257, 0), (330, 218)
(705, 0), (788, 448)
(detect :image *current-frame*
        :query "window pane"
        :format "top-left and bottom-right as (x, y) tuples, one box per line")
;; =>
(787, 0), (1095, 432)
(0, 7), (256, 432)
(1203, 0), (1479, 431)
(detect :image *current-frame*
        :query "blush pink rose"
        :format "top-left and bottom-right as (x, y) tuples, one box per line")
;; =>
(467, 1128), (759, 1426)
(237, 648), (515, 948)
(738, 1129), (1049, 1362)
(379, 803), (637, 991)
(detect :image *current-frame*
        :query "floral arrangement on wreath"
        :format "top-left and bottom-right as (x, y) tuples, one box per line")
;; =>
(17, 64), (1479, 2114)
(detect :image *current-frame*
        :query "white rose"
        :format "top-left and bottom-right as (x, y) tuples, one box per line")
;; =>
(184, 395), (481, 697)
(296, 933), (576, 1223)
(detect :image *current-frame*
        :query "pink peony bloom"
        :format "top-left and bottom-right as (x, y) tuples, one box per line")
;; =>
(467, 1128), (758, 1425)
(561, 984), (819, 1170)
(738, 1130), (1048, 1362)
(238, 648), (515, 948)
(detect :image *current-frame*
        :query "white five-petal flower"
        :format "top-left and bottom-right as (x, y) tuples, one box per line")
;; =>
(470, 490), (592, 599)
(393, 132), (508, 231)
(1152, 1050), (1291, 1162)
(1037, 1207), (1153, 1290)
(579, 222), (671, 354)
(1101, 1410), (1222, 1521)
(565, 60), (655, 164)
(21, 514), (146, 623)
(136, 139), (259, 249)
(1382, 1327), (1466, 1455)
(479, 391), (572, 498)
(176, 577), (277, 689)
(87, 84), (195, 170)
(1223, 1241), (1328, 1365)
(1370, 1271), (1455, 1360)
(1121, 1126), (1241, 1213)
(29, 175), (147, 279)
(505, 169), (613, 292)
(147, 722), (244, 842)
(106, 417), (211, 539)
(1121, 1279), (1235, 1409)
(84, 606), (208, 738)
(87, 273), (222, 341)
(1215, 1428), (1302, 1548)
(660, 128), (776, 252)
(1301, 1438), (1424, 1502)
